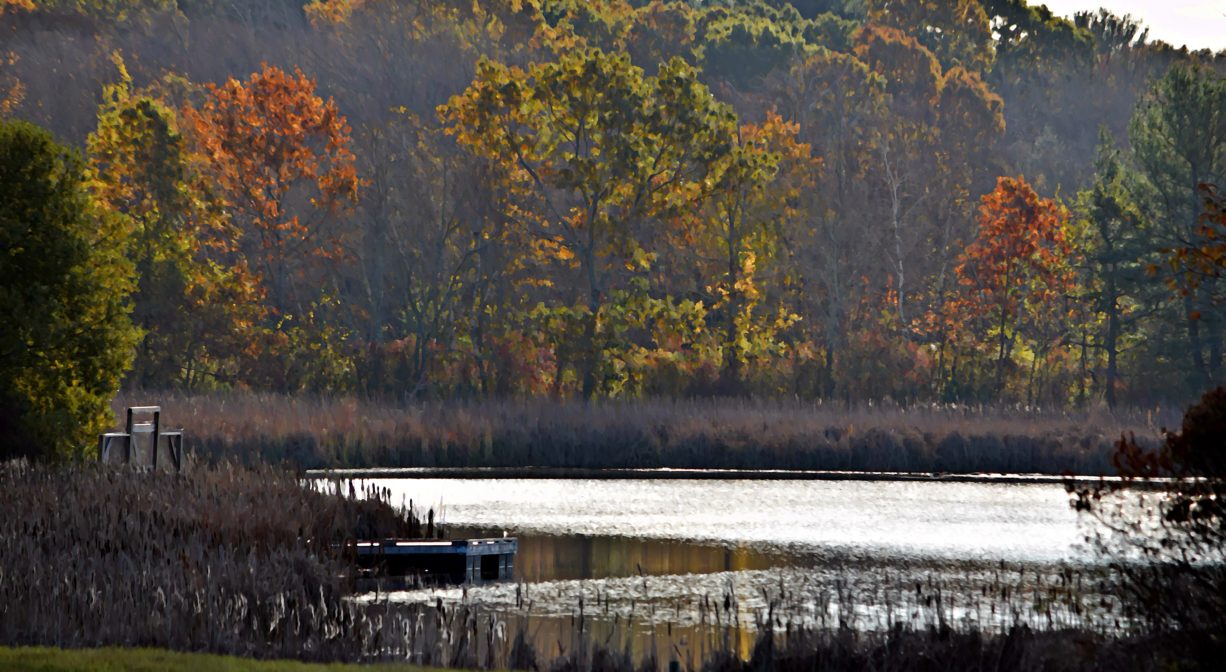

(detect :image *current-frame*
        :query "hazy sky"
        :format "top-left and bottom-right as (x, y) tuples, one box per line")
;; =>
(1039, 1), (1226, 52)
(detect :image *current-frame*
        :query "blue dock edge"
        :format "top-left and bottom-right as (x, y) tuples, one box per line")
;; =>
(351, 537), (517, 584)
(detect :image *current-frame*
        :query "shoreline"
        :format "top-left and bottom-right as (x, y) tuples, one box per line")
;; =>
(304, 466), (1134, 485)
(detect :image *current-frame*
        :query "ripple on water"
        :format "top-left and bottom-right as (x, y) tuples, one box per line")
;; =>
(361, 477), (1107, 564)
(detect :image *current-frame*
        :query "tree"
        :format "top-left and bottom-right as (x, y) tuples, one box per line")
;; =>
(350, 112), (500, 397)
(853, 24), (941, 327)
(866, 0), (993, 73)
(0, 51), (23, 119)
(442, 49), (737, 398)
(88, 56), (260, 389)
(778, 47), (885, 395)
(1187, 183), (1226, 281)
(701, 111), (811, 387)
(0, 120), (139, 461)
(183, 63), (360, 391)
(1075, 130), (1151, 407)
(0, 1), (35, 15)
(951, 176), (1077, 398)
(986, 1), (1095, 194)
(625, 0), (697, 74)
(695, 1), (813, 91)
(184, 63), (359, 323)
(1130, 61), (1226, 390)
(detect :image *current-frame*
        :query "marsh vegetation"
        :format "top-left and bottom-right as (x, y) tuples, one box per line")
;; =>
(132, 393), (1166, 474)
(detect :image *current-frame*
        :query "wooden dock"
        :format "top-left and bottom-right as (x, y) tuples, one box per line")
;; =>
(351, 537), (517, 587)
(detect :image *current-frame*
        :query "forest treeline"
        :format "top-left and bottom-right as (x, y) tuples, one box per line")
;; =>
(3, 0), (1226, 414)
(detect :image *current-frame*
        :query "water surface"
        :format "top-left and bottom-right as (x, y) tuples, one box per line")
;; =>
(352, 477), (1120, 660)
(367, 477), (1094, 565)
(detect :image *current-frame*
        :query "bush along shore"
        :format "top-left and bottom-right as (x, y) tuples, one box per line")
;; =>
(127, 393), (1170, 474)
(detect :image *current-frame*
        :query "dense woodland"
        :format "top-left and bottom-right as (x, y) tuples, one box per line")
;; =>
(3, 0), (1226, 422)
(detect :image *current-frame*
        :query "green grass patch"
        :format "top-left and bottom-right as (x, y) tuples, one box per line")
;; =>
(0, 647), (433, 672)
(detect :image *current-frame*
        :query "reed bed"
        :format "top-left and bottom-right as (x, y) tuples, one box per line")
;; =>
(119, 393), (1170, 474)
(400, 561), (1130, 666)
(0, 461), (468, 662)
(429, 569), (1196, 672)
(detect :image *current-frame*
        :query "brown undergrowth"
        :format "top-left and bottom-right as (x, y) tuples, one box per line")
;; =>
(121, 393), (1168, 474)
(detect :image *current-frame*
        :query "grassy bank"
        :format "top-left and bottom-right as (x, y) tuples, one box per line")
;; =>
(0, 647), (431, 672)
(121, 393), (1171, 474)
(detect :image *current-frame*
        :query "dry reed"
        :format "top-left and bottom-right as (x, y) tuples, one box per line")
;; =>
(122, 393), (1169, 474)
(0, 461), (465, 662)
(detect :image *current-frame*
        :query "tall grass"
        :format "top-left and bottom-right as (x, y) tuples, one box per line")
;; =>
(122, 393), (1169, 474)
(0, 461), (437, 661)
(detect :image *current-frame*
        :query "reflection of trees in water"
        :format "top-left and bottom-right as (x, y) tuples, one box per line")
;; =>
(497, 532), (781, 582)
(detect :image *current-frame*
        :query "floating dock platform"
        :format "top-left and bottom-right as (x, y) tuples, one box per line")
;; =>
(351, 537), (517, 586)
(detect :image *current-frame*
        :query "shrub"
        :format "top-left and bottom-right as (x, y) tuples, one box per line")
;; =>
(1071, 387), (1226, 639)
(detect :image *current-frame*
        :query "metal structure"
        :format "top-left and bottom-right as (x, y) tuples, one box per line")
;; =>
(99, 405), (184, 472)
(352, 537), (517, 585)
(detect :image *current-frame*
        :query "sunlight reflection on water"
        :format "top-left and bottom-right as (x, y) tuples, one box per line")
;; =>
(350, 477), (1133, 656)
(363, 478), (1095, 563)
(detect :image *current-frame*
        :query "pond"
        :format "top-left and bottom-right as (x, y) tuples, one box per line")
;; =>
(350, 477), (1125, 663)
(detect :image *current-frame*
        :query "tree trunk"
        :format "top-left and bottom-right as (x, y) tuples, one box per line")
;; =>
(723, 223), (742, 389)
(1104, 289), (1120, 409)
(580, 304), (599, 400)
(996, 309), (1010, 397)
(1185, 294), (1212, 389)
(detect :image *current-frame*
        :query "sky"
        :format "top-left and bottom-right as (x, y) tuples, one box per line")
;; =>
(1038, 1), (1226, 52)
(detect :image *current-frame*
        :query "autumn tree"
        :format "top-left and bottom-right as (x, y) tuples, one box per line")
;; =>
(0, 120), (139, 461)
(184, 63), (359, 391)
(88, 56), (259, 389)
(921, 65), (1005, 386)
(778, 47), (885, 394)
(1189, 183), (1226, 281)
(0, 51), (23, 119)
(0, 0), (34, 15)
(442, 49), (737, 398)
(853, 24), (941, 327)
(951, 176), (1078, 399)
(700, 111), (811, 388)
(866, 0), (994, 73)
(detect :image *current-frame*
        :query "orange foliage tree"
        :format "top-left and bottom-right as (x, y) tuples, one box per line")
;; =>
(184, 64), (358, 318)
(183, 64), (360, 390)
(88, 57), (261, 389)
(0, 0), (34, 14)
(949, 176), (1078, 397)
